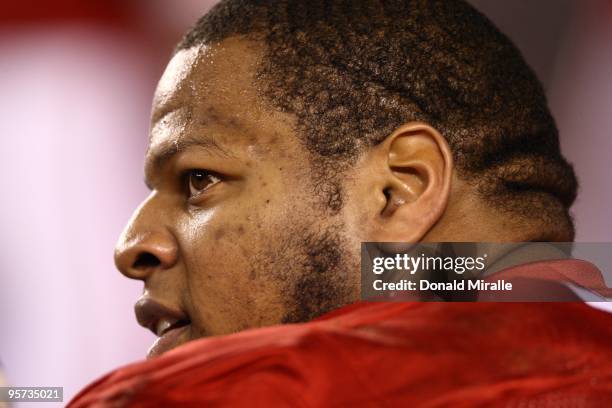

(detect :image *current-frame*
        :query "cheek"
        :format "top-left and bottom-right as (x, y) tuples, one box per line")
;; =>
(174, 160), (312, 334)
(177, 201), (286, 333)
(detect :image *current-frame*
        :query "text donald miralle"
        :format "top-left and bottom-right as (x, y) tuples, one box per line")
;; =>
(371, 253), (513, 292)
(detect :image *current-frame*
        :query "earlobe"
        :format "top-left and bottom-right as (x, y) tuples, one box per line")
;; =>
(374, 122), (453, 243)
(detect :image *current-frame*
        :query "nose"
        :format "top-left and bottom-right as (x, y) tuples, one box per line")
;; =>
(114, 202), (179, 280)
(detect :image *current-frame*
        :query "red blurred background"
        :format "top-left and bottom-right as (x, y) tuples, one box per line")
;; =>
(0, 1), (610, 405)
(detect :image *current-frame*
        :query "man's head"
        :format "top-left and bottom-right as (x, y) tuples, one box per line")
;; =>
(114, 0), (578, 355)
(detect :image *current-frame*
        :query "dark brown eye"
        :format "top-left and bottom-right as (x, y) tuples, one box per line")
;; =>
(187, 170), (220, 197)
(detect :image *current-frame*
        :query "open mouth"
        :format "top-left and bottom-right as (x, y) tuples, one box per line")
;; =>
(148, 319), (191, 358)
(134, 297), (192, 358)
(156, 318), (191, 337)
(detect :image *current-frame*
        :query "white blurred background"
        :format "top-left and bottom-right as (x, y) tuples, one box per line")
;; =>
(0, 1), (611, 405)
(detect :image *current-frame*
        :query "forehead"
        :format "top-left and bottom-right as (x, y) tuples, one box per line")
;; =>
(149, 38), (296, 157)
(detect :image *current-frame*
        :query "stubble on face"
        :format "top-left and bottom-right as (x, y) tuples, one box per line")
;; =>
(144, 38), (362, 342)
(252, 204), (359, 325)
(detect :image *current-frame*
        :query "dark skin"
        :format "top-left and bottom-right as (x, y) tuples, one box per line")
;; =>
(114, 37), (542, 357)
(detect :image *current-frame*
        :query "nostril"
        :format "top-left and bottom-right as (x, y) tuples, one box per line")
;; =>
(132, 252), (161, 269)
(383, 187), (392, 201)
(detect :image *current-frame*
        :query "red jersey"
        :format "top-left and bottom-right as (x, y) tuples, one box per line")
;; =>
(70, 260), (612, 407)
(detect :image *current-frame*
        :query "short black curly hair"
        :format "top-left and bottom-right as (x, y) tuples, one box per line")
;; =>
(177, 0), (578, 239)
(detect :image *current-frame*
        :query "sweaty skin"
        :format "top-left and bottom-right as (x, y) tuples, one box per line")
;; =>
(114, 37), (517, 357)
(114, 38), (362, 356)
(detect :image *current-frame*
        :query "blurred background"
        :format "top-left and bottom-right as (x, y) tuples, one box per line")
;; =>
(0, 0), (611, 405)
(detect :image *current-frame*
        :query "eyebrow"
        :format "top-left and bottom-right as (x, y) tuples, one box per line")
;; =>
(144, 134), (230, 190)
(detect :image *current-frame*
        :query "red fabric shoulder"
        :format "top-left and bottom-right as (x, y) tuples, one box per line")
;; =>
(69, 261), (612, 407)
(70, 302), (612, 407)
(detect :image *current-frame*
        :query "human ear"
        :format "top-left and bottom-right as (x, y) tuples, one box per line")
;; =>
(364, 122), (453, 246)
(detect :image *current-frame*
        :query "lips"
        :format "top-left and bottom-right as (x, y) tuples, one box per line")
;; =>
(135, 297), (191, 358)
